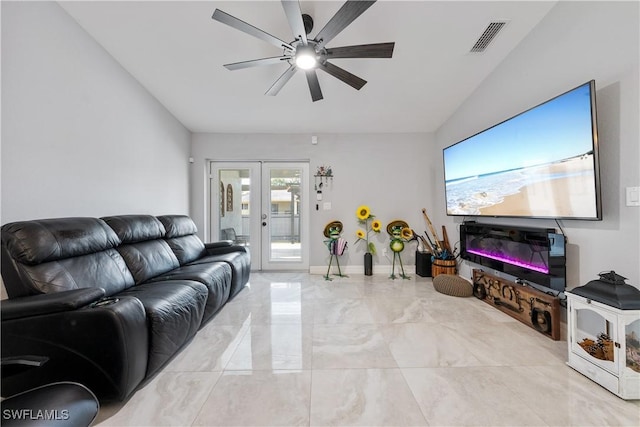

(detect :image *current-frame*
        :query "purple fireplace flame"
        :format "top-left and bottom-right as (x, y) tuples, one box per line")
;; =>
(467, 248), (549, 274)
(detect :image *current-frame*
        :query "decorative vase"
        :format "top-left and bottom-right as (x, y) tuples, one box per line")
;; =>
(364, 252), (373, 276)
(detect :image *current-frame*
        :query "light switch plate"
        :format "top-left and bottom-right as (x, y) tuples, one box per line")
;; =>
(626, 186), (640, 206)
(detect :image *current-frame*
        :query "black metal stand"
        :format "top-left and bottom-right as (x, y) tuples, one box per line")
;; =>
(415, 251), (432, 277)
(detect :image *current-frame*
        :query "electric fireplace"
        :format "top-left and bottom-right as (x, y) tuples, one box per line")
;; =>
(460, 222), (566, 292)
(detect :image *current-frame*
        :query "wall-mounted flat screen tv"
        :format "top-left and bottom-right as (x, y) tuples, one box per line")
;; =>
(443, 80), (602, 220)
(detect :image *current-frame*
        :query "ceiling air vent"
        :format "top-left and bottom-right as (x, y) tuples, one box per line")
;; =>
(470, 21), (508, 53)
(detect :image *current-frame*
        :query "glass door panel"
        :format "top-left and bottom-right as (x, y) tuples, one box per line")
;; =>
(261, 163), (309, 270)
(572, 304), (617, 373)
(210, 162), (261, 269)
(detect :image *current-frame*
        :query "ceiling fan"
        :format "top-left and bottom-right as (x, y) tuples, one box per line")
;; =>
(211, 0), (395, 102)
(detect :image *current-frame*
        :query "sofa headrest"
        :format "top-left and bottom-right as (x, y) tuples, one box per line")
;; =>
(1, 218), (121, 265)
(102, 215), (166, 243)
(156, 215), (198, 238)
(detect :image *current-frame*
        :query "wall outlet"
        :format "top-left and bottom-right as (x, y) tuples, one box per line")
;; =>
(626, 186), (639, 206)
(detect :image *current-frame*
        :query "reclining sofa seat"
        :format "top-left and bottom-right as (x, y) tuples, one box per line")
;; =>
(157, 215), (250, 300)
(1, 214), (251, 402)
(99, 215), (210, 375)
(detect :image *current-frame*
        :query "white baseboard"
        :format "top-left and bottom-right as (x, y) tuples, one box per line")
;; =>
(310, 264), (417, 276)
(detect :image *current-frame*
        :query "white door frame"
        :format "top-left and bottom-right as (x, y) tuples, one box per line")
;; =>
(209, 161), (309, 271)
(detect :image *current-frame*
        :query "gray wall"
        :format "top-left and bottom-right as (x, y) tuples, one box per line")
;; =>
(434, 1), (640, 288)
(1, 1), (191, 223)
(190, 133), (434, 268)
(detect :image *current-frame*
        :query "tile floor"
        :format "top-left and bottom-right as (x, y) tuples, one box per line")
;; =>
(95, 272), (640, 426)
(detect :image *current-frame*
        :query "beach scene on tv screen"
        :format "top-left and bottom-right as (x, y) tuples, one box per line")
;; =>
(444, 82), (598, 218)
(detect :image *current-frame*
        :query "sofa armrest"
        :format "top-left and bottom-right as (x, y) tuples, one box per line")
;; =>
(1, 296), (148, 401)
(204, 241), (233, 250)
(204, 242), (249, 257)
(1, 288), (106, 321)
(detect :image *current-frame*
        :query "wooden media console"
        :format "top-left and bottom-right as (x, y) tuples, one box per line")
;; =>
(472, 269), (561, 340)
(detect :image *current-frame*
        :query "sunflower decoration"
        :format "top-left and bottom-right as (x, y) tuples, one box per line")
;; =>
(355, 205), (380, 255)
(386, 220), (416, 280)
(356, 205), (371, 221)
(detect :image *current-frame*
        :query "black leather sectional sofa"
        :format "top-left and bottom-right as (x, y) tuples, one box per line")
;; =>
(0, 214), (250, 401)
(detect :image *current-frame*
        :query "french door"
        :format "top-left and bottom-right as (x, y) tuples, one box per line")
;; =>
(209, 161), (309, 271)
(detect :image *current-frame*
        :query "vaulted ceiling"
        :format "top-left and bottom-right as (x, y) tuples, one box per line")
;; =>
(59, 1), (557, 133)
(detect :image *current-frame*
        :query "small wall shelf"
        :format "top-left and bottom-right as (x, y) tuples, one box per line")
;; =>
(314, 166), (333, 190)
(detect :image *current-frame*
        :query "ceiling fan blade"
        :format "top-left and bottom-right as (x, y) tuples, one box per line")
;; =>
(266, 64), (298, 96)
(314, 0), (376, 49)
(326, 42), (395, 59)
(318, 61), (367, 90)
(281, 0), (308, 45)
(224, 56), (292, 71)
(212, 9), (294, 51)
(305, 70), (323, 102)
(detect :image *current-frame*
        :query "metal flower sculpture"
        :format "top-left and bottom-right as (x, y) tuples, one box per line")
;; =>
(355, 205), (380, 276)
(355, 205), (380, 255)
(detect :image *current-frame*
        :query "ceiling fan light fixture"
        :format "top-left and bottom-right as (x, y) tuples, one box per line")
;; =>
(212, 1), (394, 101)
(295, 45), (317, 70)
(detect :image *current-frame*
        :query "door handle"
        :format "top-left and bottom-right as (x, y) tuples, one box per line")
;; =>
(261, 213), (267, 220)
